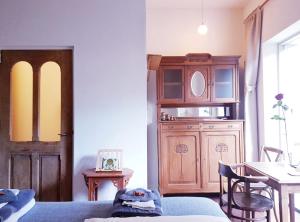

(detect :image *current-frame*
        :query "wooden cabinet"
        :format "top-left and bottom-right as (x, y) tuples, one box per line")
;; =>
(159, 121), (244, 194)
(158, 66), (184, 104)
(159, 125), (201, 194)
(157, 54), (240, 105)
(156, 53), (243, 195)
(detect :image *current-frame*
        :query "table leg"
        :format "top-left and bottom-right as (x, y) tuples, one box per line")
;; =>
(88, 179), (94, 201)
(95, 187), (98, 201)
(245, 168), (251, 220)
(278, 185), (289, 222)
(289, 193), (295, 222)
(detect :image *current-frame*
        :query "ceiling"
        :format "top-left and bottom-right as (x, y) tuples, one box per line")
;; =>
(147, 0), (249, 9)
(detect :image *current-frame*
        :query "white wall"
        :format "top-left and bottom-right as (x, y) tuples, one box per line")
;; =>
(147, 7), (244, 56)
(244, 0), (300, 42)
(0, 0), (147, 200)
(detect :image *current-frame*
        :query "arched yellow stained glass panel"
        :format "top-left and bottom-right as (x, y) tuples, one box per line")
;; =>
(39, 61), (61, 142)
(10, 61), (33, 141)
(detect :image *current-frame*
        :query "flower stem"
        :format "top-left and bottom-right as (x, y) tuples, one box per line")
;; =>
(282, 110), (289, 154)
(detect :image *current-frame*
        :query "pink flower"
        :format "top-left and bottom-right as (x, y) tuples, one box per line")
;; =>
(275, 93), (284, 100)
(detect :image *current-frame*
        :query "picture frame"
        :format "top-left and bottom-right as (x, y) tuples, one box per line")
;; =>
(95, 149), (123, 172)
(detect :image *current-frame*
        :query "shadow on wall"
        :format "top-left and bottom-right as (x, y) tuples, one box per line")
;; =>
(74, 155), (118, 201)
(239, 65), (245, 119)
(147, 70), (158, 190)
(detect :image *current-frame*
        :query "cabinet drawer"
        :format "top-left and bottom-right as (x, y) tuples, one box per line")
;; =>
(201, 123), (241, 131)
(161, 124), (199, 131)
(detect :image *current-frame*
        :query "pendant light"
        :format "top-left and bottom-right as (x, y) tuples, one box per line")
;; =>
(197, 0), (208, 35)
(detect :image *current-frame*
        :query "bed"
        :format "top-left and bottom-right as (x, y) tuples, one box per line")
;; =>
(19, 197), (229, 222)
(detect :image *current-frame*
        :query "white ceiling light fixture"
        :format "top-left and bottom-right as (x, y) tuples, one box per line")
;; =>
(197, 0), (208, 35)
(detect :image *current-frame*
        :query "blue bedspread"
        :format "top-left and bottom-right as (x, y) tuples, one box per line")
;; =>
(19, 197), (227, 222)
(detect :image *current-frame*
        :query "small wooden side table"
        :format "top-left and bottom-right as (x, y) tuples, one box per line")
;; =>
(83, 168), (133, 201)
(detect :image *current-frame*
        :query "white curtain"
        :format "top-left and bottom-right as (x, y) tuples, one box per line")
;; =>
(244, 8), (263, 161)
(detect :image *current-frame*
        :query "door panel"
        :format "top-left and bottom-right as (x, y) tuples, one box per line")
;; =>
(0, 50), (73, 201)
(40, 155), (61, 201)
(185, 66), (210, 103)
(10, 154), (33, 189)
(160, 131), (201, 194)
(201, 130), (240, 191)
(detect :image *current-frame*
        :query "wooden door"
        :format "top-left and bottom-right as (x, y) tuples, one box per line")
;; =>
(185, 66), (210, 103)
(158, 66), (184, 104)
(201, 130), (241, 192)
(160, 131), (201, 194)
(0, 50), (73, 201)
(211, 65), (237, 103)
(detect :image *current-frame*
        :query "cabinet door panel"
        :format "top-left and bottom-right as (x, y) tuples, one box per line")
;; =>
(211, 65), (237, 102)
(159, 66), (184, 104)
(185, 66), (210, 103)
(160, 131), (200, 194)
(201, 130), (241, 191)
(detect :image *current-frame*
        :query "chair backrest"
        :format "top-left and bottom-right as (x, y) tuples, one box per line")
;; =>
(260, 146), (283, 162)
(218, 161), (240, 179)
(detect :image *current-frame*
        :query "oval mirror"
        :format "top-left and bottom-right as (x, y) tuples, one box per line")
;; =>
(191, 71), (205, 97)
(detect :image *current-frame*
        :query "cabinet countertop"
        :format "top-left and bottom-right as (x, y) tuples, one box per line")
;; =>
(159, 119), (244, 124)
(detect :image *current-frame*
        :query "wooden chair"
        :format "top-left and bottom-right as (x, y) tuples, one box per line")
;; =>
(219, 161), (274, 221)
(249, 146), (283, 222)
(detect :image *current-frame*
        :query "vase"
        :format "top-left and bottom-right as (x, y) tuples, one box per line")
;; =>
(288, 152), (300, 167)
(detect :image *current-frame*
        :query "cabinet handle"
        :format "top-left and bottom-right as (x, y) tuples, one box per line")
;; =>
(227, 125), (233, 128)
(208, 125), (214, 129)
(168, 126), (174, 129)
(187, 125), (192, 129)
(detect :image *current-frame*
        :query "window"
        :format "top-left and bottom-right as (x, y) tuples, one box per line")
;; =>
(278, 34), (300, 158)
(263, 32), (300, 211)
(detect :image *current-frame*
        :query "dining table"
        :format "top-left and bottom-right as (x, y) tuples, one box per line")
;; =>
(244, 162), (300, 222)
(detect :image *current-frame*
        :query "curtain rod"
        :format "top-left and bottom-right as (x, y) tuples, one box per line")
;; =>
(244, 0), (270, 23)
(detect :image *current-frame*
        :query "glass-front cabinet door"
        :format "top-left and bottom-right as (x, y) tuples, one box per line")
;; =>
(185, 66), (210, 103)
(159, 66), (184, 103)
(211, 65), (237, 102)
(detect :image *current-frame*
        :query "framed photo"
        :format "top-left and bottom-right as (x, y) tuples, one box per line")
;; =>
(95, 149), (123, 172)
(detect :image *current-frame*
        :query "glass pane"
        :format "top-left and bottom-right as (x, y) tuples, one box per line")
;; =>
(10, 61), (33, 141)
(163, 69), (182, 99)
(214, 68), (233, 98)
(39, 62), (61, 142)
(164, 85), (182, 99)
(164, 69), (182, 83)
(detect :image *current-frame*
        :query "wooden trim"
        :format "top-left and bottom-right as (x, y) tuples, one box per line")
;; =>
(147, 54), (162, 71)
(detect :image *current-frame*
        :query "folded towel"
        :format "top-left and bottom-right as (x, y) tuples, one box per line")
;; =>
(0, 189), (35, 221)
(0, 205), (14, 222)
(5, 198), (35, 222)
(111, 189), (162, 217)
(0, 190), (18, 204)
(118, 188), (158, 202)
(9, 189), (35, 211)
(122, 200), (156, 210)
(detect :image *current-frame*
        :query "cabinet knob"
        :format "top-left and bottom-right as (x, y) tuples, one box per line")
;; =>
(168, 126), (174, 129)
(187, 125), (192, 129)
(208, 125), (214, 129)
(227, 125), (233, 128)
